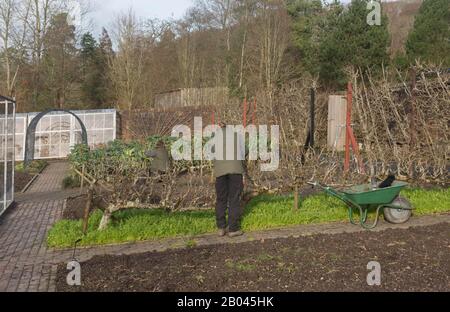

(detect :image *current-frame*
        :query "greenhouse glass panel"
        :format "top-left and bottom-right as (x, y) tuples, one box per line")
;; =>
(0, 96), (16, 216)
(14, 109), (116, 161)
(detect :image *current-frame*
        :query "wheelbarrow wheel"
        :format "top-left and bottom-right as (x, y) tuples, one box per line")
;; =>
(383, 196), (412, 224)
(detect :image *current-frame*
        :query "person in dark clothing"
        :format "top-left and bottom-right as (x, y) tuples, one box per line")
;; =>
(213, 122), (245, 238)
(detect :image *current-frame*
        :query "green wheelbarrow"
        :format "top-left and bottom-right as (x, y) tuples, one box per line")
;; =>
(307, 181), (414, 229)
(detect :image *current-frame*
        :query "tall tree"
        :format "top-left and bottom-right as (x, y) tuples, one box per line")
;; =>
(0, 0), (30, 98)
(80, 32), (106, 106)
(406, 0), (450, 66)
(29, 0), (62, 108)
(109, 10), (148, 110)
(99, 27), (113, 56)
(251, 0), (291, 98)
(97, 28), (115, 106)
(0, 0), (17, 96)
(287, 0), (325, 76)
(318, 0), (390, 87)
(42, 12), (78, 109)
(194, 0), (237, 86)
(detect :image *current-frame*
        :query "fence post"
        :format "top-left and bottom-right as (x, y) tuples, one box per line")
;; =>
(345, 83), (352, 172)
(82, 187), (93, 234)
(294, 186), (299, 211)
(310, 88), (315, 148)
(344, 83), (365, 174)
(252, 98), (257, 126)
(243, 98), (248, 127)
(408, 69), (418, 177)
(80, 165), (85, 193)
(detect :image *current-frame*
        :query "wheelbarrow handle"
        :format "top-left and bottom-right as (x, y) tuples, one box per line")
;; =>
(307, 181), (327, 189)
(307, 181), (347, 200)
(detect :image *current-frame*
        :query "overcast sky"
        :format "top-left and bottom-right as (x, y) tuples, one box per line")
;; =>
(88, 0), (194, 34)
(86, 0), (398, 36)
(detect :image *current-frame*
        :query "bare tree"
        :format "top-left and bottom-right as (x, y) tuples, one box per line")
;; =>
(0, 0), (30, 97)
(208, 0), (234, 86)
(108, 10), (146, 110)
(237, 0), (250, 89)
(0, 0), (17, 96)
(109, 11), (171, 110)
(251, 0), (291, 112)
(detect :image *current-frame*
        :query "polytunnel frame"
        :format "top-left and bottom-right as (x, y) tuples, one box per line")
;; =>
(24, 109), (89, 167)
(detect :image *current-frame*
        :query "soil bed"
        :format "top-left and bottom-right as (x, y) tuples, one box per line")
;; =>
(63, 195), (90, 220)
(14, 172), (35, 192)
(0, 171), (34, 193)
(56, 223), (449, 292)
(0, 161), (48, 193)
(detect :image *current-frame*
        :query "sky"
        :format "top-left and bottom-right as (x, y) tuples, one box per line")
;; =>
(88, 0), (194, 35)
(85, 0), (400, 36)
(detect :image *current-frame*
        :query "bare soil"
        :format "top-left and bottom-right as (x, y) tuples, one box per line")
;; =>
(62, 195), (90, 220)
(56, 223), (450, 292)
(0, 171), (35, 193)
(14, 172), (35, 192)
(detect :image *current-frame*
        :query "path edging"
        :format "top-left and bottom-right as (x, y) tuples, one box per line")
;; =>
(20, 162), (49, 193)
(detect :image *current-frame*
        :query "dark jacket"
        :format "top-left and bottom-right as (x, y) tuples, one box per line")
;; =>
(213, 128), (245, 178)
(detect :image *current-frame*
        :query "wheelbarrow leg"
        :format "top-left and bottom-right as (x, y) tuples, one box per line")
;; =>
(349, 205), (382, 230)
(359, 205), (384, 230)
(348, 206), (359, 226)
(361, 208), (368, 223)
(348, 205), (368, 226)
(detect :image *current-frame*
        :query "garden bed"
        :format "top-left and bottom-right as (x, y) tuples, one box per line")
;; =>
(47, 187), (450, 248)
(0, 160), (47, 193)
(55, 222), (450, 292)
(13, 172), (35, 192)
(62, 195), (91, 220)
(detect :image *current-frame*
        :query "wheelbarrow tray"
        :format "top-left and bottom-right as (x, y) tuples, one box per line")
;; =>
(341, 181), (408, 206)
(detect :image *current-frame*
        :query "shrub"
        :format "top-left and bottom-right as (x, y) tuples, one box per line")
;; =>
(68, 136), (214, 231)
(62, 174), (81, 189)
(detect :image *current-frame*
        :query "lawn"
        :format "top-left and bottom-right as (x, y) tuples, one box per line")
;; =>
(47, 188), (450, 248)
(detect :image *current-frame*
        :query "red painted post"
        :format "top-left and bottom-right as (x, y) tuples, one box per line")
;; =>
(344, 82), (366, 174)
(345, 82), (352, 172)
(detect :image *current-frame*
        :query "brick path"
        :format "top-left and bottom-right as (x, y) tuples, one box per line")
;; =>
(27, 162), (69, 194)
(0, 162), (68, 292)
(1, 161), (449, 292)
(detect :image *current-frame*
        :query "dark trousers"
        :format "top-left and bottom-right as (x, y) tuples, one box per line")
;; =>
(215, 174), (244, 232)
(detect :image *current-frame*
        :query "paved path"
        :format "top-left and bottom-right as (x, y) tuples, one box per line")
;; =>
(1, 161), (449, 292)
(0, 162), (68, 292)
(26, 162), (69, 194)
